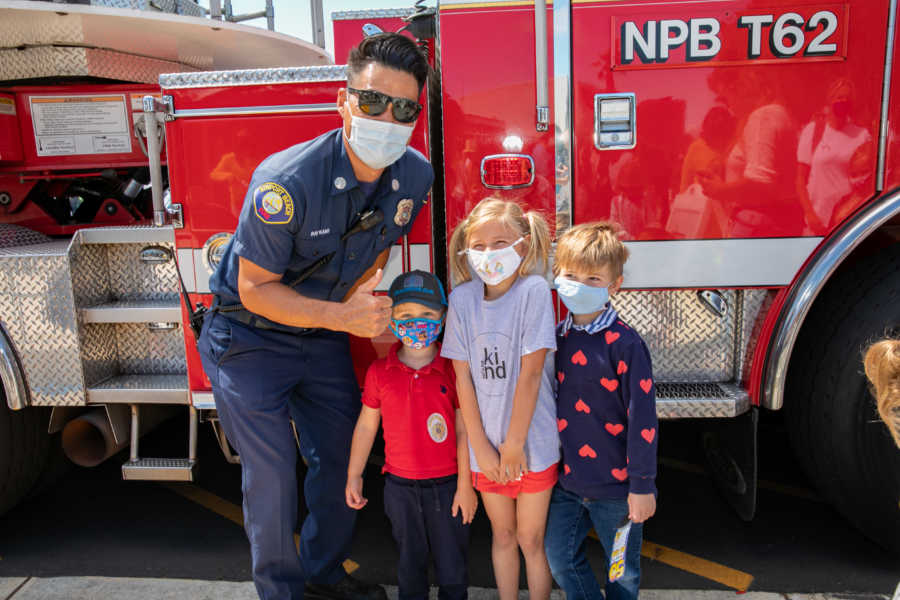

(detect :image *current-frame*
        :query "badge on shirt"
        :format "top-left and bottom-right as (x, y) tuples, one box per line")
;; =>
(394, 198), (415, 227)
(253, 182), (294, 225)
(427, 413), (448, 443)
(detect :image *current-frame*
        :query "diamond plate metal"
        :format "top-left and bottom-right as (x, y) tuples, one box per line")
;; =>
(0, 46), (198, 84)
(331, 9), (414, 20)
(105, 243), (179, 301)
(70, 243), (110, 309)
(160, 65), (348, 89)
(0, 228), (187, 407)
(0, 243), (84, 406)
(613, 290), (736, 382)
(0, 9), (86, 47)
(122, 457), (195, 481)
(735, 289), (774, 384)
(116, 323), (187, 374)
(87, 373), (189, 404)
(0, 225), (51, 249)
(81, 323), (117, 389)
(176, 0), (205, 17)
(656, 382), (750, 419)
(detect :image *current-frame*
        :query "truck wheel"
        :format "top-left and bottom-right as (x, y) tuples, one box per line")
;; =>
(0, 402), (51, 515)
(785, 244), (900, 553)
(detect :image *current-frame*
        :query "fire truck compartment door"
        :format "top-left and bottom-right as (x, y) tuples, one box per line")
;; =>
(569, 0), (889, 245)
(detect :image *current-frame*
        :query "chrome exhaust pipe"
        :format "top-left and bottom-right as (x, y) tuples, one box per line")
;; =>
(61, 406), (176, 467)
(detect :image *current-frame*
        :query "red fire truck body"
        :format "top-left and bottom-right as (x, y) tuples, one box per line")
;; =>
(0, 0), (898, 552)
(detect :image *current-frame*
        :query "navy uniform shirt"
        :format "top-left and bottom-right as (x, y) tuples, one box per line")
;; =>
(210, 127), (434, 325)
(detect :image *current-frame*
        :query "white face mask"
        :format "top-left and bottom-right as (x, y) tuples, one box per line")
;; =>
(344, 105), (413, 170)
(461, 238), (524, 286)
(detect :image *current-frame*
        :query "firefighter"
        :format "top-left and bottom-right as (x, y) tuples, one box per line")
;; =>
(197, 33), (433, 600)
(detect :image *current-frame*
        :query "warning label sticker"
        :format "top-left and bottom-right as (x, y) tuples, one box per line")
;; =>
(0, 96), (15, 116)
(30, 94), (132, 156)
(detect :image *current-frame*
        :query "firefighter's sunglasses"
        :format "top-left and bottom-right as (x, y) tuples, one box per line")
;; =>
(347, 87), (423, 124)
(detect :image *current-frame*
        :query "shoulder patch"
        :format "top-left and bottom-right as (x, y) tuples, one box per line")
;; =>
(253, 182), (294, 225)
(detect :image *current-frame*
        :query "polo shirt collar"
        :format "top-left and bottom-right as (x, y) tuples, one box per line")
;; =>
(386, 342), (448, 375)
(331, 126), (403, 197)
(559, 304), (619, 335)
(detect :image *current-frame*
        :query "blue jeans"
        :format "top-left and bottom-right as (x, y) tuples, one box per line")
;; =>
(544, 485), (642, 600)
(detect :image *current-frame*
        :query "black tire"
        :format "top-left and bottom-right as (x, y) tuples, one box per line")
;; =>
(0, 402), (51, 515)
(785, 244), (900, 553)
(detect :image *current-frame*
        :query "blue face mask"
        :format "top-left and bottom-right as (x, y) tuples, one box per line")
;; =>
(554, 275), (610, 315)
(389, 317), (443, 349)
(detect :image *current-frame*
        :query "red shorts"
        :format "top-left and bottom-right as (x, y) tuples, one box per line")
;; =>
(471, 464), (558, 498)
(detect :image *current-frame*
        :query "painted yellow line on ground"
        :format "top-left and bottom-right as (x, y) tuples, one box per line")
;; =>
(641, 541), (753, 591)
(658, 457), (823, 503)
(588, 531), (753, 591)
(163, 484), (359, 575)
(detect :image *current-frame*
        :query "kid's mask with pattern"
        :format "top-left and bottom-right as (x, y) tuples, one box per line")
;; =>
(461, 237), (524, 286)
(390, 317), (443, 349)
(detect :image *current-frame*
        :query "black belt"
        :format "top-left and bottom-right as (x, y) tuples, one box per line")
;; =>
(212, 296), (317, 335)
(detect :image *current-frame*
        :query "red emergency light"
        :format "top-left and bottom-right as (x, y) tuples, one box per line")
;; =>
(480, 154), (534, 189)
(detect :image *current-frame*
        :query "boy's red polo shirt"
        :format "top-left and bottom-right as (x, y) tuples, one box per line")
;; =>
(361, 343), (460, 479)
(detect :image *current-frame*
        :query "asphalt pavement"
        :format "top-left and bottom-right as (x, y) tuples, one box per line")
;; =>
(0, 415), (897, 599)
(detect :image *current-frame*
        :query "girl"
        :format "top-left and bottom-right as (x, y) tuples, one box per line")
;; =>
(863, 338), (900, 448)
(440, 198), (559, 600)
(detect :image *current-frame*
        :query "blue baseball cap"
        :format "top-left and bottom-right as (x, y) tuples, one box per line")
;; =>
(388, 270), (447, 312)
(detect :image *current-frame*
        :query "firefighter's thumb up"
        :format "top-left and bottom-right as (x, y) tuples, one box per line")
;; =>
(358, 267), (383, 293)
(343, 269), (393, 338)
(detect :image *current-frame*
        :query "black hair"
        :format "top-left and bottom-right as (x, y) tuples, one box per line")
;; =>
(347, 33), (429, 93)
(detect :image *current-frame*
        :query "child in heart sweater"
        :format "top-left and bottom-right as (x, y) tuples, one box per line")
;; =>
(544, 221), (658, 600)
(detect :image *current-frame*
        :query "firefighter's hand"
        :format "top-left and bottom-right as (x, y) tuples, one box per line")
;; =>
(340, 269), (392, 338)
(346, 475), (367, 510)
(627, 492), (656, 523)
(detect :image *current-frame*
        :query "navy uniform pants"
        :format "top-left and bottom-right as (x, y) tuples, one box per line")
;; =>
(199, 311), (360, 600)
(383, 473), (469, 600)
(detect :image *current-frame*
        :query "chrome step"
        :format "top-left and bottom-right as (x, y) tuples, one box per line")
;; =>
(191, 390), (216, 409)
(80, 299), (182, 323)
(87, 374), (190, 404)
(79, 225), (175, 245)
(122, 458), (195, 481)
(122, 405), (198, 481)
(656, 382), (749, 419)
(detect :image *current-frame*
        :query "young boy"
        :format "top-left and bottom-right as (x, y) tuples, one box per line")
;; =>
(544, 222), (658, 600)
(346, 270), (478, 600)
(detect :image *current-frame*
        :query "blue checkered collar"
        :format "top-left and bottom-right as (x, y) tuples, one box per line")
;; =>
(558, 304), (618, 335)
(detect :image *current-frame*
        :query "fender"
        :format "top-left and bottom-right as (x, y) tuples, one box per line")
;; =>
(0, 322), (29, 411)
(761, 185), (900, 410)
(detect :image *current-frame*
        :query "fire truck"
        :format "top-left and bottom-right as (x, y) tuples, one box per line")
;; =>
(1, 0), (898, 553)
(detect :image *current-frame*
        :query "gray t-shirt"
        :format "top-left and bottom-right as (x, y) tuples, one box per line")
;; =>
(441, 274), (560, 473)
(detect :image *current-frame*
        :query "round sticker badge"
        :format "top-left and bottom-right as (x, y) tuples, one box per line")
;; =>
(253, 182), (294, 225)
(394, 198), (414, 226)
(427, 413), (448, 443)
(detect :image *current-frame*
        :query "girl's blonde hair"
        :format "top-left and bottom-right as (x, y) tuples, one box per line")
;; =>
(863, 338), (900, 448)
(448, 197), (551, 285)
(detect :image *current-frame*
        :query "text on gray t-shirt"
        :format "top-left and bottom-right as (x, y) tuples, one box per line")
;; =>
(441, 274), (560, 473)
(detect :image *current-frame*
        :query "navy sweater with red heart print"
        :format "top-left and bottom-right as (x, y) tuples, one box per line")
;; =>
(555, 318), (658, 499)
